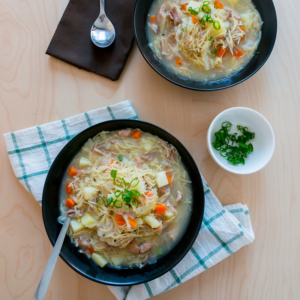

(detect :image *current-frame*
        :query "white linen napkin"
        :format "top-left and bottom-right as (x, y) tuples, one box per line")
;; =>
(3, 100), (255, 300)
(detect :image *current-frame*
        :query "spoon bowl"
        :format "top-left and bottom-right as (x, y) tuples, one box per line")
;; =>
(91, 0), (115, 48)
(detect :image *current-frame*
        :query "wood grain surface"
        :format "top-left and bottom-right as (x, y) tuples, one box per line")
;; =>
(0, 0), (299, 299)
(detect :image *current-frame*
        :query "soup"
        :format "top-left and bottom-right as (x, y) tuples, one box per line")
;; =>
(60, 129), (192, 269)
(146, 0), (262, 81)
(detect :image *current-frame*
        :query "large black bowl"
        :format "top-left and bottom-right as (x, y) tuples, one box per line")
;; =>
(133, 0), (277, 91)
(42, 120), (205, 286)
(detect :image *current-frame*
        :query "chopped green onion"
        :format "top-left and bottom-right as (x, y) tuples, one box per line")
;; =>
(111, 169), (117, 178)
(182, 24), (188, 32)
(210, 48), (218, 58)
(124, 204), (131, 210)
(214, 4), (218, 9)
(107, 197), (114, 206)
(157, 246), (164, 256)
(208, 38), (214, 41)
(130, 190), (141, 197)
(199, 15), (206, 24)
(122, 177), (127, 188)
(131, 198), (138, 207)
(118, 155), (123, 162)
(213, 21), (221, 30)
(203, 1), (210, 5)
(202, 5), (211, 13)
(206, 14), (213, 23)
(114, 200), (123, 208)
(122, 193), (132, 203)
(212, 121), (255, 165)
(188, 6), (201, 15)
(114, 177), (123, 187)
(96, 195), (104, 205)
(114, 190), (121, 198)
(130, 178), (139, 187)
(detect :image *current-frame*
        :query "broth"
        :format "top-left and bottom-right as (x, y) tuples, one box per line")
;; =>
(60, 129), (192, 269)
(146, 0), (262, 81)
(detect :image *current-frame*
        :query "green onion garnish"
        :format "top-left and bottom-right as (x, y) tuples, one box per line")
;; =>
(213, 21), (221, 30)
(210, 48), (218, 58)
(203, 1), (210, 4)
(114, 200), (123, 208)
(130, 178), (139, 187)
(118, 155), (123, 162)
(111, 169), (117, 178)
(214, 5), (218, 9)
(157, 246), (164, 256)
(131, 198), (138, 207)
(188, 6), (201, 15)
(114, 190), (121, 198)
(206, 14), (213, 23)
(202, 5), (211, 13)
(124, 204), (131, 210)
(130, 190), (141, 197)
(107, 197), (114, 206)
(208, 38), (214, 41)
(212, 121), (255, 165)
(182, 24), (188, 32)
(199, 15), (206, 24)
(96, 195), (104, 205)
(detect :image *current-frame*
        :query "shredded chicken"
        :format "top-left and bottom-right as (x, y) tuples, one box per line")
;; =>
(169, 6), (182, 26)
(140, 242), (153, 254)
(118, 129), (132, 137)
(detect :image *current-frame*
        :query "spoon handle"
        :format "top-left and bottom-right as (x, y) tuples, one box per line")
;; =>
(100, 0), (105, 14)
(34, 217), (71, 300)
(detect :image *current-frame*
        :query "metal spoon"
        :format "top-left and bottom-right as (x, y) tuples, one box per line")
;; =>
(34, 217), (70, 300)
(91, 0), (115, 48)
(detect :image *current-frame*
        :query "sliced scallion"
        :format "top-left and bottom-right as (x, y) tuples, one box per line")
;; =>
(114, 200), (123, 208)
(188, 6), (201, 15)
(213, 21), (221, 30)
(157, 246), (164, 256)
(202, 5), (211, 13)
(210, 48), (218, 58)
(130, 178), (139, 187)
(96, 195), (104, 205)
(114, 190), (121, 198)
(107, 197), (114, 206)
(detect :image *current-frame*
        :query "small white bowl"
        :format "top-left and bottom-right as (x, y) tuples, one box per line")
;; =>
(207, 107), (275, 175)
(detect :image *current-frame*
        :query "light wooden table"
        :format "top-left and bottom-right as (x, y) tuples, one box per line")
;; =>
(0, 0), (299, 299)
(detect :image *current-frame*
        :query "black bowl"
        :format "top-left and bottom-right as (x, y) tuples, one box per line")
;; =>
(133, 0), (277, 91)
(42, 120), (205, 286)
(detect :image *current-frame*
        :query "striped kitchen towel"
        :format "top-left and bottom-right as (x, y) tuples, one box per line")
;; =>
(3, 100), (255, 300)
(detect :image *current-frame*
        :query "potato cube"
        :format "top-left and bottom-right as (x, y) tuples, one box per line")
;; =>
(70, 220), (84, 233)
(187, 1), (201, 12)
(143, 142), (153, 152)
(79, 157), (91, 167)
(206, 21), (227, 38)
(91, 253), (108, 268)
(83, 187), (98, 200)
(135, 218), (143, 225)
(81, 213), (97, 226)
(156, 171), (169, 188)
(111, 256), (124, 267)
(144, 216), (161, 228)
(164, 209), (174, 220)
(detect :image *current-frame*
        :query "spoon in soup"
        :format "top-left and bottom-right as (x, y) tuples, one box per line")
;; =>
(91, 0), (115, 48)
(34, 217), (70, 300)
